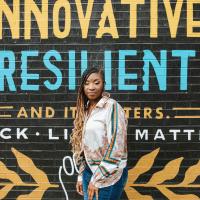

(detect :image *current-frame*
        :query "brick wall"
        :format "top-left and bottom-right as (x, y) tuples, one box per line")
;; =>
(0, 1), (199, 199)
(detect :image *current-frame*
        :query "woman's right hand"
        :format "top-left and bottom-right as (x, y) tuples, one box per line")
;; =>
(76, 181), (84, 196)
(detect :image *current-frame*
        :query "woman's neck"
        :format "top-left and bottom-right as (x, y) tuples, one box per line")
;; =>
(89, 100), (97, 106)
(88, 96), (101, 107)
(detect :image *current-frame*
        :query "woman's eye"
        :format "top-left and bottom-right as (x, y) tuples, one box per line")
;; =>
(84, 82), (99, 85)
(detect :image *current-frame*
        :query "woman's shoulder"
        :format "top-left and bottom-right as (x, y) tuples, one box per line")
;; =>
(106, 97), (128, 125)
(106, 97), (123, 110)
(102, 92), (123, 110)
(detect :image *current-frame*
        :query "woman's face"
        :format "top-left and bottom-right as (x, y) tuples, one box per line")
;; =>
(83, 72), (104, 101)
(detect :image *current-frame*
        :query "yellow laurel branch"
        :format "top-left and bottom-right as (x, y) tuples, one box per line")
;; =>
(158, 186), (200, 200)
(0, 184), (13, 199)
(0, 161), (24, 199)
(11, 147), (49, 184)
(124, 148), (159, 200)
(127, 148), (160, 184)
(125, 149), (200, 200)
(0, 148), (59, 200)
(16, 187), (56, 200)
(181, 160), (200, 185)
(124, 187), (153, 200)
(147, 157), (183, 185)
(0, 161), (23, 184)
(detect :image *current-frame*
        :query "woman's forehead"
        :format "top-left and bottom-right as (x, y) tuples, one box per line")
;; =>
(86, 73), (102, 81)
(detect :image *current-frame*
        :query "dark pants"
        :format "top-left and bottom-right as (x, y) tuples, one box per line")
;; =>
(82, 164), (128, 200)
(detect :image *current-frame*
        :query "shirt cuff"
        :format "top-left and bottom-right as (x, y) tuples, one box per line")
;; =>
(90, 176), (101, 188)
(77, 174), (83, 182)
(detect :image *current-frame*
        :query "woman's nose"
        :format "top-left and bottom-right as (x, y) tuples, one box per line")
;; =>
(88, 83), (95, 90)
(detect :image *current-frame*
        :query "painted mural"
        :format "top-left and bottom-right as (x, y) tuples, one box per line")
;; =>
(0, 0), (200, 199)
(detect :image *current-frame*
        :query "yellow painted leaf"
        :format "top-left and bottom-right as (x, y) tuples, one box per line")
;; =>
(148, 157), (183, 185)
(11, 147), (49, 185)
(124, 185), (153, 200)
(181, 160), (200, 185)
(124, 149), (159, 199)
(159, 186), (200, 200)
(0, 185), (13, 200)
(128, 148), (160, 184)
(0, 161), (23, 184)
(16, 186), (47, 200)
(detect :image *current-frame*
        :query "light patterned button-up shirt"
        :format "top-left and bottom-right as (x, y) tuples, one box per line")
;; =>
(77, 92), (128, 188)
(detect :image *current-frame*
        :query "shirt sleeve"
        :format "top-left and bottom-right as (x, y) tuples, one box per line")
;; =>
(77, 157), (86, 182)
(90, 101), (128, 188)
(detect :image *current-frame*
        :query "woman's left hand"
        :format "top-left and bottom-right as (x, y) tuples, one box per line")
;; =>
(88, 182), (98, 200)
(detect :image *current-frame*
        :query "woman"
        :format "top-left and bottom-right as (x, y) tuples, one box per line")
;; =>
(70, 67), (128, 200)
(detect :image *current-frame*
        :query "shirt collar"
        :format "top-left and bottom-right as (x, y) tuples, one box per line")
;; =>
(86, 91), (110, 109)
